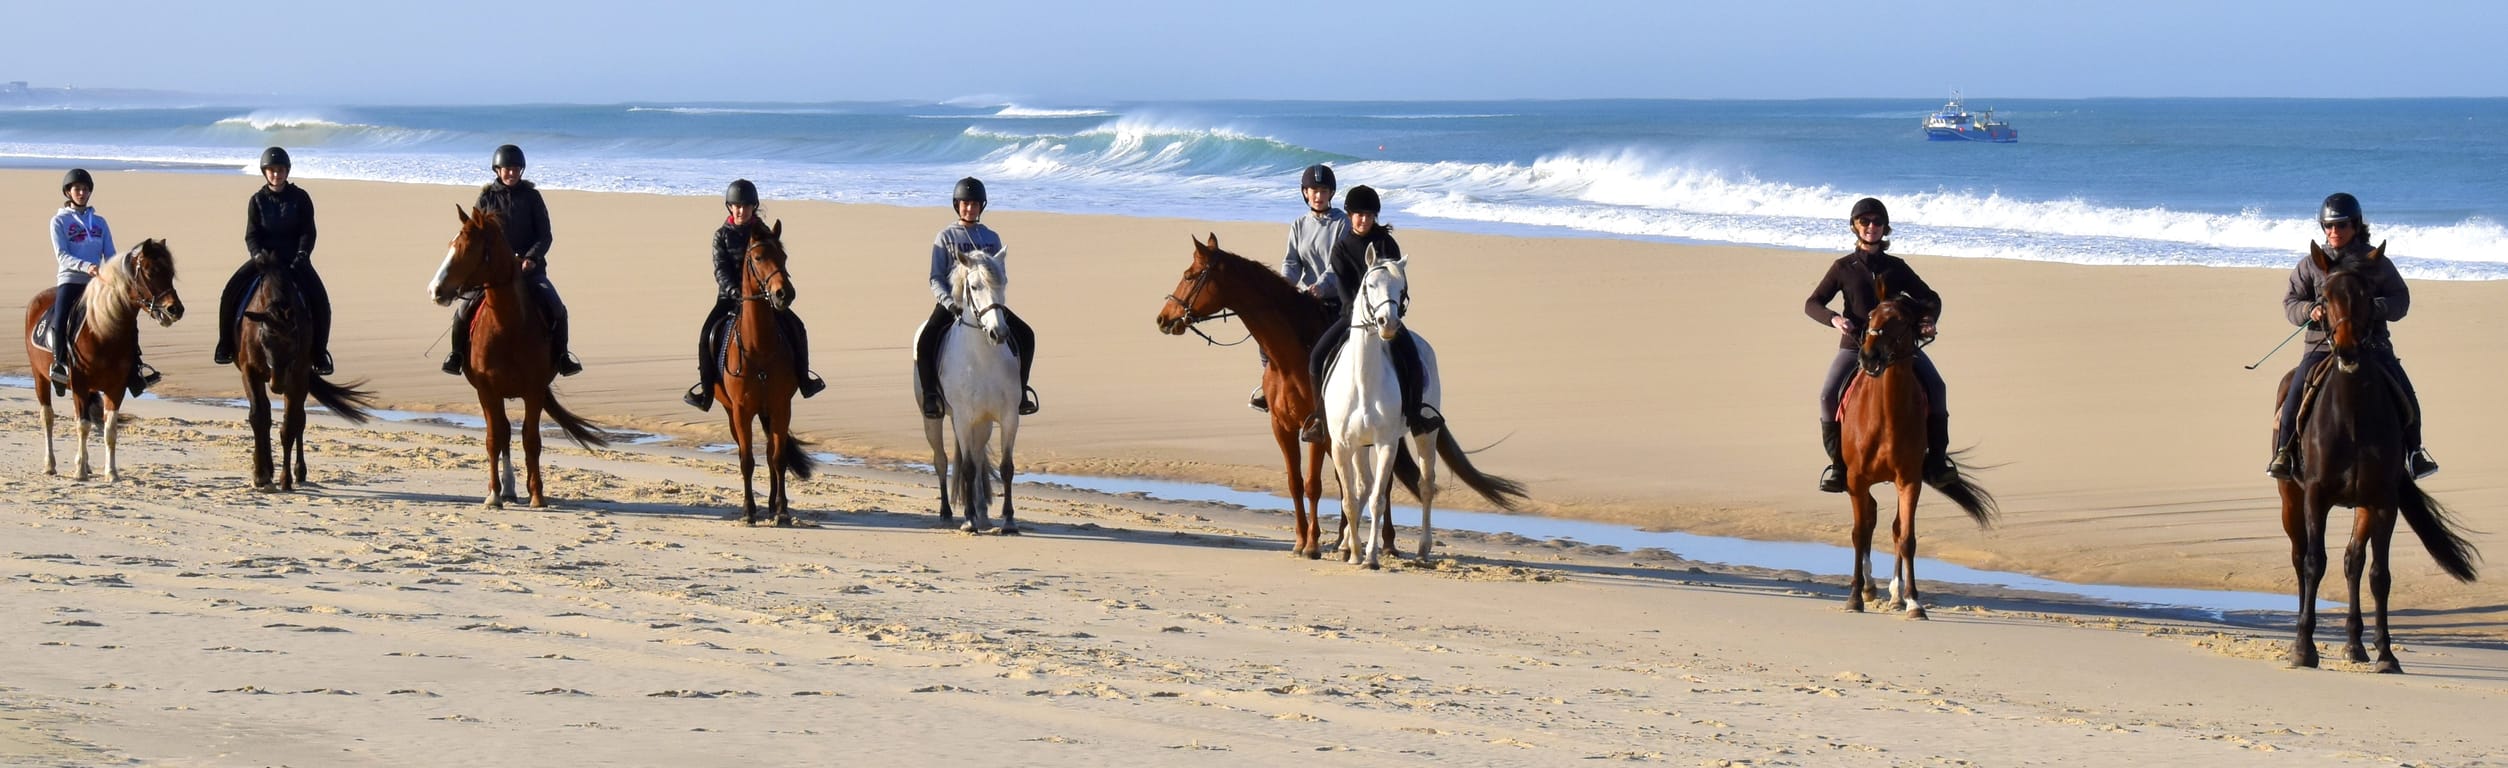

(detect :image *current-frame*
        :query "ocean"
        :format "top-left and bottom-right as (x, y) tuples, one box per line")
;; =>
(4, 98), (2505, 278)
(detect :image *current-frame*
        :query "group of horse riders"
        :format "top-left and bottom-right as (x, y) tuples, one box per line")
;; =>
(41, 149), (2438, 484)
(42, 145), (1048, 425)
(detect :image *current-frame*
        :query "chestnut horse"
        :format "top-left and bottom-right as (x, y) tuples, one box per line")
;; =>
(1837, 284), (1996, 617)
(712, 219), (816, 526)
(234, 249), (376, 491)
(2274, 241), (2477, 672)
(428, 206), (609, 508)
(23, 239), (183, 481)
(1156, 234), (1338, 557)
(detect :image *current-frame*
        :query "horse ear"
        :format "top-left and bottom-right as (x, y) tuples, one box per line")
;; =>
(2367, 239), (2387, 261)
(771, 219), (784, 239)
(2309, 241), (2332, 272)
(1192, 233), (1207, 249)
(1208, 232), (1220, 249)
(456, 205), (471, 225)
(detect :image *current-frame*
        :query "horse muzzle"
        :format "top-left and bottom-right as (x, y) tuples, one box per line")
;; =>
(1156, 311), (1188, 336)
(152, 299), (186, 326)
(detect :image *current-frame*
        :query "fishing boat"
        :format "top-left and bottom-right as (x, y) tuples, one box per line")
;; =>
(1923, 92), (2018, 143)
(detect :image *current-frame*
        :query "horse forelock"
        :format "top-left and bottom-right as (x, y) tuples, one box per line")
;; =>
(2323, 267), (2377, 352)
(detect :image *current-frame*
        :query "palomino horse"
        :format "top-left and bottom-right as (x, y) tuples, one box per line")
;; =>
(428, 206), (609, 508)
(1156, 234), (1341, 557)
(711, 219), (817, 526)
(1322, 259), (1527, 568)
(2274, 241), (2477, 672)
(916, 246), (1024, 533)
(1837, 284), (1996, 617)
(22, 239), (183, 481)
(234, 248), (376, 491)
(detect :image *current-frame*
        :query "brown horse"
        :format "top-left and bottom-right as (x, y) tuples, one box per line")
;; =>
(428, 206), (609, 508)
(1156, 234), (1339, 557)
(1837, 284), (1996, 617)
(234, 249), (377, 491)
(22, 239), (183, 481)
(711, 219), (816, 526)
(2274, 241), (2477, 672)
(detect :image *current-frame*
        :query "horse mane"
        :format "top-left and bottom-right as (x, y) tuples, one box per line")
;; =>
(1202, 242), (1325, 331)
(82, 243), (148, 332)
(950, 248), (1006, 303)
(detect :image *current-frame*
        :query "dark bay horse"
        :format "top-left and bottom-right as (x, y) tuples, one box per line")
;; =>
(1837, 284), (1996, 617)
(2274, 241), (2478, 672)
(428, 206), (609, 508)
(235, 249), (376, 491)
(712, 219), (816, 526)
(1156, 234), (1338, 557)
(22, 239), (183, 481)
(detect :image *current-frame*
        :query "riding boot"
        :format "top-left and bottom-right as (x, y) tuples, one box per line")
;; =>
(1249, 384), (1268, 413)
(2266, 438), (2297, 480)
(1393, 331), (1440, 435)
(441, 295), (473, 375)
(916, 307), (949, 419)
(128, 359), (161, 396)
(776, 310), (824, 398)
(550, 316), (582, 377)
(1818, 422), (1846, 493)
(302, 264), (334, 376)
(1300, 413), (1326, 444)
(1923, 414), (1957, 486)
(1010, 310), (1039, 415)
(213, 263), (252, 365)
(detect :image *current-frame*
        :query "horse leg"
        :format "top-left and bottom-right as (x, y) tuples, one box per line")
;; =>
(286, 392), (309, 488)
(1274, 425), (1313, 558)
(1333, 443), (1363, 564)
(1307, 438), (1331, 554)
(769, 403), (794, 528)
(1363, 445), (1399, 570)
(2367, 511), (2402, 674)
(248, 382), (275, 490)
(925, 411), (952, 521)
(1894, 482), (1926, 619)
(72, 392), (93, 481)
(1412, 431), (1441, 562)
(478, 393), (509, 508)
(2288, 487), (2330, 668)
(1846, 485), (1878, 612)
(38, 385), (57, 476)
(733, 408), (759, 526)
(2340, 508), (2375, 664)
(521, 396), (548, 508)
(996, 417), (1020, 535)
(101, 403), (121, 483)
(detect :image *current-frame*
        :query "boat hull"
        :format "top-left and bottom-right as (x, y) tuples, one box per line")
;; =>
(1925, 126), (2018, 143)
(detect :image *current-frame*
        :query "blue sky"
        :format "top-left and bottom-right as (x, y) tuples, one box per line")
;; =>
(13, 0), (2500, 103)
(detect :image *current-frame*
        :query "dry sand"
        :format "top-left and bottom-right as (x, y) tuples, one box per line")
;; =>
(3, 169), (2504, 764)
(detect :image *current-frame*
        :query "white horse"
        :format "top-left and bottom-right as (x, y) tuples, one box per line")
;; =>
(913, 247), (1024, 534)
(1323, 259), (1531, 567)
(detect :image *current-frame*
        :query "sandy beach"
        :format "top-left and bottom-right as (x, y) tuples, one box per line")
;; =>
(6, 168), (2507, 764)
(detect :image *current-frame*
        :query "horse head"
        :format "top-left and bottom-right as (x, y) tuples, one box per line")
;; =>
(430, 205), (511, 306)
(953, 246), (1011, 344)
(1859, 280), (1923, 377)
(1358, 259), (1410, 341)
(1158, 233), (1230, 335)
(125, 239), (183, 326)
(2313, 240), (2387, 374)
(744, 219), (796, 312)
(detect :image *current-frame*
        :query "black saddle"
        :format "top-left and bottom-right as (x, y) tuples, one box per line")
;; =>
(31, 294), (92, 353)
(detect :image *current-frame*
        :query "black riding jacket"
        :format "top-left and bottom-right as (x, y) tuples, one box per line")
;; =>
(244, 183), (317, 266)
(711, 221), (750, 300)
(475, 180), (553, 266)
(1325, 224), (1403, 307)
(1804, 247), (1942, 350)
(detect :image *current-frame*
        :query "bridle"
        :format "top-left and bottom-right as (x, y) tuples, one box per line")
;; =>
(1162, 260), (1249, 346)
(122, 244), (179, 324)
(952, 255), (1013, 337)
(1857, 295), (1931, 377)
(1351, 262), (1408, 332)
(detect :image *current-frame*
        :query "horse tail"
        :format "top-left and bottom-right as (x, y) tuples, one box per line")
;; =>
(1929, 448), (2000, 527)
(539, 388), (612, 450)
(307, 377), (378, 425)
(2397, 478), (2481, 582)
(779, 434), (819, 481)
(1434, 427), (1529, 512)
(79, 391), (103, 426)
(1392, 444), (1425, 499)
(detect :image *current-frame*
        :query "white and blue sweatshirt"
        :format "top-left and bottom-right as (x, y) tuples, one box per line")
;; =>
(50, 204), (114, 286)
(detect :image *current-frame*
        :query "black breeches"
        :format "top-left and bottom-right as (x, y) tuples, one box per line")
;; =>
(48, 283), (85, 350)
(1309, 322), (1427, 414)
(916, 304), (1034, 396)
(698, 297), (738, 381)
(219, 261), (330, 354)
(1005, 308), (1036, 386)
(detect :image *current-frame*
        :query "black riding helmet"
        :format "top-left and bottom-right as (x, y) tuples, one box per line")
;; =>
(952, 176), (988, 205)
(61, 168), (93, 194)
(1344, 185), (1381, 214)
(492, 144), (526, 170)
(2318, 192), (2364, 227)
(259, 146), (291, 170)
(1850, 197), (1889, 226)
(724, 178), (759, 207)
(1300, 163), (1336, 191)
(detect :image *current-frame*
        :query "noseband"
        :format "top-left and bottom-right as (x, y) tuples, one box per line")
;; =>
(124, 246), (178, 323)
(1163, 262), (1247, 346)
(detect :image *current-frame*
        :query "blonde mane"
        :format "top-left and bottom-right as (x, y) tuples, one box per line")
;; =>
(80, 245), (139, 333)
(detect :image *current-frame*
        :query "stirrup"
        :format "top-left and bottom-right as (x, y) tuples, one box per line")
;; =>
(1249, 389), (1269, 413)
(1299, 416), (1326, 444)
(2409, 448), (2439, 480)
(554, 352), (582, 377)
(2265, 447), (2296, 480)
(1818, 465), (1846, 494)
(798, 372), (826, 398)
(311, 352), (334, 377)
(441, 354), (463, 375)
(682, 383), (713, 412)
(1019, 386), (1041, 416)
(1923, 457), (1959, 487)
(212, 348), (234, 366)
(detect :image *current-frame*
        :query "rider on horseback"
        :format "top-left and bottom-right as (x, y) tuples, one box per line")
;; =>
(46, 169), (160, 394)
(1253, 163), (1346, 413)
(2266, 192), (2437, 480)
(915, 177), (1039, 419)
(1807, 197), (1957, 491)
(682, 179), (827, 411)
(445, 144), (580, 377)
(214, 147), (333, 376)
(1300, 185), (1439, 442)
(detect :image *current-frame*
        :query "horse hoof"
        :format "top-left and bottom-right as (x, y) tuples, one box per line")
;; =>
(2374, 659), (2403, 674)
(2343, 646), (2371, 664)
(1365, 561), (1381, 571)
(959, 521), (979, 533)
(530, 499), (548, 509)
(742, 517), (758, 527)
(1904, 606), (1929, 621)
(2285, 648), (2319, 669)
(774, 516), (793, 528)
(484, 499), (504, 510)
(1304, 549), (1322, 561)
(997, 525), (1020, 536)
(1845, 601), (1866, 613)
